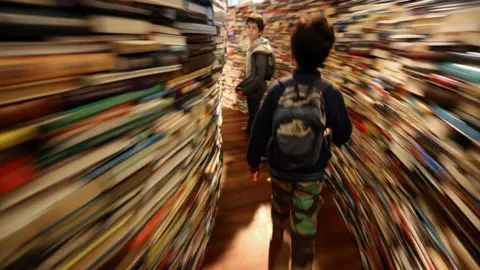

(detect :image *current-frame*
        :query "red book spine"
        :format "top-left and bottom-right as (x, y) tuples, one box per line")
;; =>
(0, 154), (38, 195)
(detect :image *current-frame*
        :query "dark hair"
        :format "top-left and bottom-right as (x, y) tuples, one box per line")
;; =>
(246, 14), (265, 32)
(291, 14), (335, 70)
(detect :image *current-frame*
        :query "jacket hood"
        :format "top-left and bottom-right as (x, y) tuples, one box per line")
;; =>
(250, 37), (273, 54)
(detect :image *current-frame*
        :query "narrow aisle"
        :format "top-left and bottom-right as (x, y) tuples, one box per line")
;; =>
(202, 108), (362, 270)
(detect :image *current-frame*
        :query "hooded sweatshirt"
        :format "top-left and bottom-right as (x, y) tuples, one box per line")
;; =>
(246, 37), (272, 77)
(237, 37), (273, 97)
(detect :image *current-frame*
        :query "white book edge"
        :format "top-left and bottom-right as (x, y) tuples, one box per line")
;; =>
(84, 65), (182, 85)
(88, 16), (151, 35)
(151, 34), (187, 46)
(151, 24), (182, 36)
(133, 0), (184, 10)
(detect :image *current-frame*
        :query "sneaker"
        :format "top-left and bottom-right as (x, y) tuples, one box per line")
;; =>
(261, 156), (268, 162)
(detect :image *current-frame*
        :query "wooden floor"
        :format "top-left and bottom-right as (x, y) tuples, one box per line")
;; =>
(202, 108), (362, 270)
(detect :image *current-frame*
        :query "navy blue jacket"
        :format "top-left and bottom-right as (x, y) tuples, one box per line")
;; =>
(246, 69), (352, 181)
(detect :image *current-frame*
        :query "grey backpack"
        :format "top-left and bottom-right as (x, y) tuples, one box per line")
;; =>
(265, 53), (276, 81)
(272, 76), (330, 170)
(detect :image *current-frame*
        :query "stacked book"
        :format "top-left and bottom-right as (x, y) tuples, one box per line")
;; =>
(211, 0), (228, 115)
(322, 1), (479, 269)
(220, 6), (248, 113)
(220, 0), (331, 113)
(213, 0), (228, 72)
(0, 0), (224, 269)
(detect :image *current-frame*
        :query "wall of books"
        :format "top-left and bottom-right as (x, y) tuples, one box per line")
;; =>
(0, 0), (227, 269)
(220, 0), (331, 113)
(323, 1), (479, 269)
(224, 0), (479, 269)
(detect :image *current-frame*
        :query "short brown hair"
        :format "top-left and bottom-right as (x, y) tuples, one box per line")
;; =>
(291, 14), (335, 70)
(246, 14), (265, 32)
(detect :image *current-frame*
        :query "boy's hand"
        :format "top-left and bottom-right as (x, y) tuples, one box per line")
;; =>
(324, 128), (331, 138)
(236, 87), (244, 97)
(250, 167), (260, 182)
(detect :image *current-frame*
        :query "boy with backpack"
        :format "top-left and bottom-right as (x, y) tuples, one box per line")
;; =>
(246, 14), (352, 270)
(236, 14), (275, 135)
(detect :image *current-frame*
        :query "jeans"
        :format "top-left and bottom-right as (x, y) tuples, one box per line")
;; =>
(247, 93), (263, 134)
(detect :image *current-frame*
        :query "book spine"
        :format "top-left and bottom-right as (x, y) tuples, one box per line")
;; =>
(0, 77), (82, 106)
(43, 84), (164, 132)
(0, 154), (38, 195)
(0, 53), (115, 87)
(187, 2), (207, 15)
(115, 55), (156, 72)
(183, 54), (214, 74)
(0, 96), (63, 127)
(61, 80), (135, 109)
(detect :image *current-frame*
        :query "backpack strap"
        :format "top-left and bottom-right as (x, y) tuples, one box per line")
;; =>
(312, 77), (333, 93)
(277, 76), (294, 90)
(278, 76), (301, 98)
(278, 76), (332, 98)
(313, 78), (332, 122)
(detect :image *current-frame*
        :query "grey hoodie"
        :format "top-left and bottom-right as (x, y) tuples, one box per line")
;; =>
(238, 37), (273, 97)
(246, 37), (273, 77)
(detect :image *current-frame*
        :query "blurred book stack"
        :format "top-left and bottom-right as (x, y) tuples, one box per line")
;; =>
(212, 0), (228, 72)
(211, 0), (228, 117)
(322, 0), (479, 269)
(221, 0), (331, 113)
(220, 6), (248, 113)
(0, 0), (224, 269)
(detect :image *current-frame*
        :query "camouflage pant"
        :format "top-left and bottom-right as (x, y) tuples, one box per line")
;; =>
(271, 178), (324, 270)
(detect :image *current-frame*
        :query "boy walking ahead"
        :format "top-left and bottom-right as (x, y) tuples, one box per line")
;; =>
(246, 14), (352, 270)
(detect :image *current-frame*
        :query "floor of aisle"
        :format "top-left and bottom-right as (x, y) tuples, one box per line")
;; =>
(202, 108), (362, 270)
